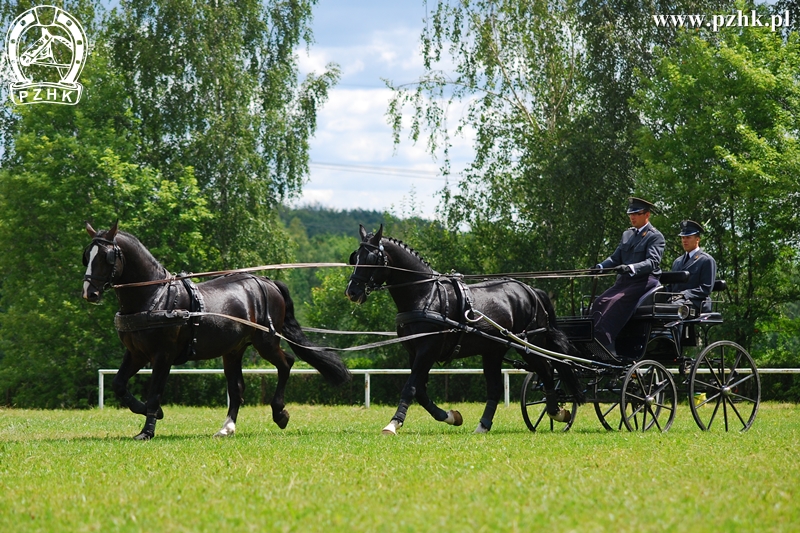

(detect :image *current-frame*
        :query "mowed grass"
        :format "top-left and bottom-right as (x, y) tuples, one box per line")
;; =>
(1, 402), (798, 533)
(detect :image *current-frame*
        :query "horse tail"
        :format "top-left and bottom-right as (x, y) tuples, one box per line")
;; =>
(537, 288), (586, 405)
(273, 280), (352, 386)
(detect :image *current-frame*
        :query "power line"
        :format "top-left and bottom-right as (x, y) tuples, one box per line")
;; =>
(309, 161), (449, 181)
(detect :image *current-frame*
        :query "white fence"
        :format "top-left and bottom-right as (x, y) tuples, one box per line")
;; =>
(97, 368), (529, 409)
(98, 367), (800, 410)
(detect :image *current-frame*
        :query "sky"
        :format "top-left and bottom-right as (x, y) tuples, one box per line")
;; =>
(295, 1), (473, 219)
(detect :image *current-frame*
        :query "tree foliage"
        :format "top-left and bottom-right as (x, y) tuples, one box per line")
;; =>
(0, 0), (335, 407)
(104, 0), (339, 268)
(633, 4), (800, 349)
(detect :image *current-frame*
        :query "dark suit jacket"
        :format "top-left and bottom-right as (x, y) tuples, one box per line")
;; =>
(599, 222), (665, 278)
(667, 248), (717, 313)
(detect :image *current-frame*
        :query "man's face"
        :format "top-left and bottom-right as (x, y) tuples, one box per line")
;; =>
(628, 210), (649, 229)
(681, 235), (701, 252)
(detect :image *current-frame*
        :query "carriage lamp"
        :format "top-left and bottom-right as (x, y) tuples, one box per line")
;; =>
(677, 305), (690, 320)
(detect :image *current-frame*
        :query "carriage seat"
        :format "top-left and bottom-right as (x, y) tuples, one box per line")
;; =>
(632, 271), (690, 320)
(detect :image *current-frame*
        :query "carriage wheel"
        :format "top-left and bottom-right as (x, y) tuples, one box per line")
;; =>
(620, 360), (677, 432)
(689, 341), (760, 432)
(593, 374), (624, 431)
(520, 372), (577, 432)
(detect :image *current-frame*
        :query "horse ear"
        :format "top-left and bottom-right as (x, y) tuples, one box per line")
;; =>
(108, 220), (119, 240)
(373, 224), (383, 243)
(85, 221), (97, 237)
(359, 224), (367, 241)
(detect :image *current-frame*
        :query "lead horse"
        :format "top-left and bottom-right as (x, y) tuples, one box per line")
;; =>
(82, 221), (350, 440)
(345, 225), (584, 434)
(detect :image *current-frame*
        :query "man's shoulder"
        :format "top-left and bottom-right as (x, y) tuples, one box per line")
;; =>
(642, 224), (665, 242)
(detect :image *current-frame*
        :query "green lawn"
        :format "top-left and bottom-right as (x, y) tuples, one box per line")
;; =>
(1, 402), (798, 532)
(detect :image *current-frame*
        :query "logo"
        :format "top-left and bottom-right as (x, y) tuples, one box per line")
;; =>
(4, 5), (87, 105)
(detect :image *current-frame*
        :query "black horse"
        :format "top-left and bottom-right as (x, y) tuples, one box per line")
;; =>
(345, 225), (584, 434)
(82, 221), (350, 440)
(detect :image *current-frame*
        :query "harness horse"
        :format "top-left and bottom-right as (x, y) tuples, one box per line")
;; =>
(82, 221), (350, 440)
(345, 225), (585, 434)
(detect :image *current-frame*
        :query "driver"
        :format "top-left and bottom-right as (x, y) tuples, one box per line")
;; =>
(590, 197), (665, 356)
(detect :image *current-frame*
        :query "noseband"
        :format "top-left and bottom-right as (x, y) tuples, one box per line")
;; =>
(348, 242), (389, 295)
(83, 237), (124, 292)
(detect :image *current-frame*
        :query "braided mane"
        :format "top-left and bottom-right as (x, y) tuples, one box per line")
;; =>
(372, 234), (435, 272)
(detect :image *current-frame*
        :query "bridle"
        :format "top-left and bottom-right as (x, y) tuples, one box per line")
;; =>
(83, 237), (124, 293)
(348, 241), (389, 295)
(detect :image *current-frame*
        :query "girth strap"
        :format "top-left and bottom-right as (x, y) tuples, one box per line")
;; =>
(115, 309), (192, 332)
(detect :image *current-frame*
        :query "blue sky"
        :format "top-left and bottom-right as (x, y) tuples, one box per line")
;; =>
(296, 1), (472, 218)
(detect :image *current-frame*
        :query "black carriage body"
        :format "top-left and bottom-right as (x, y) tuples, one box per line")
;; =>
(520, 271), (761, 433)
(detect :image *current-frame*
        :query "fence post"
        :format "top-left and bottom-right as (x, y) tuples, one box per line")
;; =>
(504, 371), (510, 407)
(364, 372), (371, 409)
(98, 371), (104, 409)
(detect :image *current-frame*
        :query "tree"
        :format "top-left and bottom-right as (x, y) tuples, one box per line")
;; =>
(387, 0), (724, 307)
(104, 0), (339, 268)
(633, 8), (800, 350)
(0, 30), (212, 407)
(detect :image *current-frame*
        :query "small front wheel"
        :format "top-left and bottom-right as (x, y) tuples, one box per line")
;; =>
(520, 372), (577, 432)
(620, 360), (677, 432)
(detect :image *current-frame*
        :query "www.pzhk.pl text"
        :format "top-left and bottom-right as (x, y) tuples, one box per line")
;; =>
(653, 10), (791, 33)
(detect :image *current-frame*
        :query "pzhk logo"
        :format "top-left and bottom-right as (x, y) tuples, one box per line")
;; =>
(5, 5), (87, 105)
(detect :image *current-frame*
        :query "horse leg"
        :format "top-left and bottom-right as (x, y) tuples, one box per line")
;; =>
(134, 356), (172, 441)
(412, 370), (463, 429)
(474, 355), (503, 433)
(254, 338), (294, 430)
(383, 354), (462, 434)
(530, 357), (571, 423)
(214, 349), (247, 437)
(112, 350), (163, 420)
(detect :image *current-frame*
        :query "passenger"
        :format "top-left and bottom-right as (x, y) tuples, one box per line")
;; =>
(666, 220), (717, 314)
(590, 197), (665, 356)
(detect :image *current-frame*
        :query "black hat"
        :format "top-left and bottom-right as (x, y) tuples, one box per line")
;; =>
(679, 220), (704, 236)
(626, 197), (655, 214)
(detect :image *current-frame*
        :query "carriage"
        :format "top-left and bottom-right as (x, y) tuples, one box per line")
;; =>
(518, 270), (761, 433)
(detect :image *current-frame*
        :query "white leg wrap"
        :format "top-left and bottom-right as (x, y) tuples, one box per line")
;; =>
(213, 416), (236, 437)
(474, 422), (490, 434)
(382, 420), (401, 435)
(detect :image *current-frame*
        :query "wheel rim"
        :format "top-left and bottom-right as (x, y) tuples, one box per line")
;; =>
(520, 372), (577, 432)
(620, 360), (677, 432)
(689, 341), (760, 432)
(593, 374), (624, 431)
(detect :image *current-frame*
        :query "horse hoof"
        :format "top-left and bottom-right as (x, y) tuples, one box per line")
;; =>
(275, 410), (290, 430)
(133, 431), (153, 441)
(445, 410), (463, 426)
(381, 420), (401, 435)
(548, 409), (571, 423)
(474, 422), (490, 434)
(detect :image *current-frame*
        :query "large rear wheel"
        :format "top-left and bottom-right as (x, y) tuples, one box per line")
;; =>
(520, 372), (577, 432)
(620, 360), (677, 432)
(689, 341), (760, 431)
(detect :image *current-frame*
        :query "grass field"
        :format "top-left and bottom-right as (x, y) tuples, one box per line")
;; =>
(1, 401), (798, 532)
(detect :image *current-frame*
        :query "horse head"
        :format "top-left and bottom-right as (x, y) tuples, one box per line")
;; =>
(345, 224), (389, 304)
(82, 220), (124, 302)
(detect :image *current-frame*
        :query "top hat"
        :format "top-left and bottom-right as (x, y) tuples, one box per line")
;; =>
(679, 220), (704, 236)
(626, 197), (655, 214)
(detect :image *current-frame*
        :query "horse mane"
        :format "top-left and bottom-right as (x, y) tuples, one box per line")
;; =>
(100, 229), (165, 272)
(370, 233), (435, 272)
